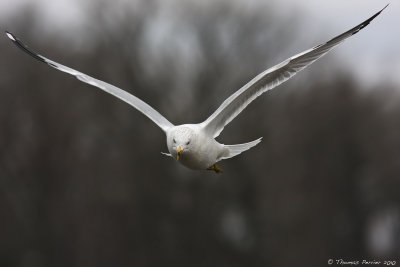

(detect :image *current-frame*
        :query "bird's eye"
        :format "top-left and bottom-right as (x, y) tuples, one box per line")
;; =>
(186, 141), (190, 145)
(173, 138), (176, 143)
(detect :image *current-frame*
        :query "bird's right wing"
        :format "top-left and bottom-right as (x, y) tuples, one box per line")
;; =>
(200, 5), (388, 138)
(6, 31), (174, 133)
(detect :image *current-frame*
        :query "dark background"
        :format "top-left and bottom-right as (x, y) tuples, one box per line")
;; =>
(1, 1), (399, 266)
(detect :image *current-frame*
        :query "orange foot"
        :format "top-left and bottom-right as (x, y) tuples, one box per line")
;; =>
(207, 164), (223, 173)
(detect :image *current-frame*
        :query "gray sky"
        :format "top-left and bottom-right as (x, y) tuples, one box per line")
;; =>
(2, 0), (399, 87)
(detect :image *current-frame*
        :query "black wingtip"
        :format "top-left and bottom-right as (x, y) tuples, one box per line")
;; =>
(356, 4), (389, 33)
(5, 31), (16, 41)
(382, 3), (390, 12)
(378, 4), (390, 16)
(374, 3), (389, 19)
(5, 31), (48, 64)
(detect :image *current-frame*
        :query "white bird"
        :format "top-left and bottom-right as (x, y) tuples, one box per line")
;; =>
(6, 5), (387, 173)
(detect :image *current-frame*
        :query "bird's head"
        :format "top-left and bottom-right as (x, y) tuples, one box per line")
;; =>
(167, 126), (195, 160)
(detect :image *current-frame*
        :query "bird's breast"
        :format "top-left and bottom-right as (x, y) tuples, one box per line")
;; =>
(178, 139), (224, 170)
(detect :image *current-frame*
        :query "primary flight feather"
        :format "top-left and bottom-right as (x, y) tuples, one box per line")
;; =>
(6, 5), (387, 173)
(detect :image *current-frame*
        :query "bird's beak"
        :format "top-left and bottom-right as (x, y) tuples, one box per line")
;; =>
(177, 146), (182, 160)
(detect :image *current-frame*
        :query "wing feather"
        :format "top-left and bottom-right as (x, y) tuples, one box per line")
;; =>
(201, 5), (388, 138)
(6, 31), (174, 132)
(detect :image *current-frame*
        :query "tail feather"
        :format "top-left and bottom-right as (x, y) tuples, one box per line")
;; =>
(221, 137), (262, 160)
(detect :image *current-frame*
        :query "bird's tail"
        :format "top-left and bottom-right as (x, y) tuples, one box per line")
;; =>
(220, 137), (262, 160)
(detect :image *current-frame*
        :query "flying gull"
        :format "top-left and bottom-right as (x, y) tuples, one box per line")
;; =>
(6, 5), (387, 173)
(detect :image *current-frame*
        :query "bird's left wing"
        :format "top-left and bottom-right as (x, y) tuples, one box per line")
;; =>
(5, 31), (174, 133)
(200, 5), (388, 138)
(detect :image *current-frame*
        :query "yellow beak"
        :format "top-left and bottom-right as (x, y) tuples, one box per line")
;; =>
(177, 146), (182, 160)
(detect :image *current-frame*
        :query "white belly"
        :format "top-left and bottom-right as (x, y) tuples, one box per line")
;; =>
(179, 139), (224, 169)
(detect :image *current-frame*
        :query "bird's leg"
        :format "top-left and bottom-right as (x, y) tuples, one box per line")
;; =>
(207, 164), (223, 173)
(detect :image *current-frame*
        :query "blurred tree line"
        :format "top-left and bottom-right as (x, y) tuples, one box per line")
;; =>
(0, 1), (399, 266)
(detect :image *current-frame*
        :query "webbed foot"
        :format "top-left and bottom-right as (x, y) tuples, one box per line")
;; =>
(207, 164), (223, 173)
